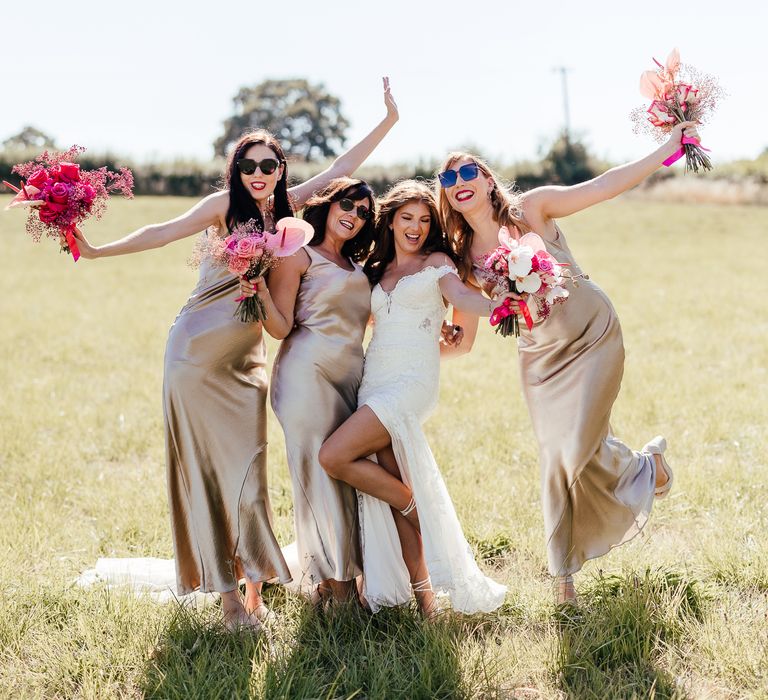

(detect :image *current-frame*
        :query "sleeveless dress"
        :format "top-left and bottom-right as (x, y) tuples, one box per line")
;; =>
(162, 243), (291, 595)
(357, 264), (507, 614)
(270, 246), (371, 586)
(474, 227), (657, 577)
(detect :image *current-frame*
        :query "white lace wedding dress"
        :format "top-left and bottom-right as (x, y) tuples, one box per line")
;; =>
(358, 264), (507, 614)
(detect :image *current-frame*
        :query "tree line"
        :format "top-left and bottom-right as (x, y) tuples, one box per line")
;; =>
(1, 80), (604, 198)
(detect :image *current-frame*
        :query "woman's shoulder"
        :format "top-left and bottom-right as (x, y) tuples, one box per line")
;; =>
(423, 251), (457, 272)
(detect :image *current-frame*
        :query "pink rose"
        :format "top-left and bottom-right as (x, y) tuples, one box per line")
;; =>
(58, 162), (81, 182)
(225, 234), (238, 250)
(647, 100), (676, 127)
(82, 184), (96, 204)
(27, 169), (49, 189)
(537, 256), (554, 273)
(228, 256), (250, 276)
(235, 236), (258, 257)
(50, 182), (70, 204)
(39, 206), (59, 223)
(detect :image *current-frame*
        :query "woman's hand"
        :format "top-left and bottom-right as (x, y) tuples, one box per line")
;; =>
(238, 275), (268, 299)
(493, 290), (525, 315)
(667, 120), (700, 146)
(70, 226), (99, 259)
(440, 321), (464, 347)
(382, 76), (399, 123)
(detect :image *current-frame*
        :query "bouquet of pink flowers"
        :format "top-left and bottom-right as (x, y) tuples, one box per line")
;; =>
(2, 145), (134, 261)
(479, 228), (570, 337)
(631, 48), (724, 173)
(197, 216), (313, 322)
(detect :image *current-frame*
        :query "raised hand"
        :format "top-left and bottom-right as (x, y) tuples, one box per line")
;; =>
(667, 120), (699, 145)
(70, 226), (98, 259)
(382, 76), (399, 123)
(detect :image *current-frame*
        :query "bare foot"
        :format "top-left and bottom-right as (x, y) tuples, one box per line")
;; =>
(221, 590), (261, 632)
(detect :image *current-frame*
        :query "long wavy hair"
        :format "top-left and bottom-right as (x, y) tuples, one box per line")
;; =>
(364, 179), (454, 286)
(436, 152), (528, 280)
(303, 178), (376, 263)
(223, 129), (293, 231)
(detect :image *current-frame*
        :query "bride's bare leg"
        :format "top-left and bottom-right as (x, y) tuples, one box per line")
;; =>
(319, 406), (418, 528)
(377, 445), (435, 616)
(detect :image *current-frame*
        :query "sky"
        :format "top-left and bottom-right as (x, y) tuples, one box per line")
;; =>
(2, 0), (765, 168)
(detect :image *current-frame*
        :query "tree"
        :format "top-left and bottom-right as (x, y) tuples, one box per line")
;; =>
(541, 133), (596, 185)
(214, 79), (350, 161)
(2, 126), (57, 150)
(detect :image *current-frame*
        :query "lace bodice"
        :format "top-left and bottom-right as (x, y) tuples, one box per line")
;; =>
(367, 264), (457, 353)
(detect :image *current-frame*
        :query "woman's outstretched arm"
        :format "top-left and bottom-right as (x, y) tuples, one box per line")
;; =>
(523, 121), (699, 226)
(72, 191), (228, 259)
(288, 77), (399, 208)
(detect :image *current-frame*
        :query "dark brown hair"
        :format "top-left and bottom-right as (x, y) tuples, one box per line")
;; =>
(303, 178), (376, 263)
(436, 152), (528, 280)
(364, 179), (454, 286)
(223, 129), (293, 231)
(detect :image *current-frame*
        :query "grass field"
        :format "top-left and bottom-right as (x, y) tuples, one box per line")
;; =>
(1, 195), (766, 699)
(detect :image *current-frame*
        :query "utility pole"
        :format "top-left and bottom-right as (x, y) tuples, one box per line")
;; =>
(552, 66), (571, 143)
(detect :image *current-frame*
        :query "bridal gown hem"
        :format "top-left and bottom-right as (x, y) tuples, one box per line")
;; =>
(358, 264), (507, 614)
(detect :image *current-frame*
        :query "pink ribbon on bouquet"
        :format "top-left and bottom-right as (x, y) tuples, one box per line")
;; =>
(489, 297), (534, 331)
(63, 226), (81, 262)
(662, 135), (710, 167)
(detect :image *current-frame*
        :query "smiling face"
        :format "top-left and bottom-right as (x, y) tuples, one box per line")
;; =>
(391, 200), (433, 255)
(239, 144), (284, 204)
(324, 196), (370, 245)
(441, 157), (493, 214)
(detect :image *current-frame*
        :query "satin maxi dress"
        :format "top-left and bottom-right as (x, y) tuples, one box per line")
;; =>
(270, 246), (371, 587)
(163, 244), (292, 595)
(476, 227), (657, 578)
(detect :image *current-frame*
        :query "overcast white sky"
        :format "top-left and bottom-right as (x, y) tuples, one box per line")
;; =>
(2, 0), (764, 166)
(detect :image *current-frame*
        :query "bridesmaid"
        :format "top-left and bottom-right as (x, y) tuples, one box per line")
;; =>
(70, 78), (399, 628)
(241, 178), (375, 605)
(437, 122), (695, 603)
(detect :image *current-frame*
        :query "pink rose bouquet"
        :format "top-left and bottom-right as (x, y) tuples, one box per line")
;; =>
(3, 145), (134, 261)
(631, 48), (724, 173)
(195, 216), (313, 323)
(478, 228), (571, 337)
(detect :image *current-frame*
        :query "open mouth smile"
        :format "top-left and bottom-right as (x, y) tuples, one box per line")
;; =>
(455, 189), (474, 202)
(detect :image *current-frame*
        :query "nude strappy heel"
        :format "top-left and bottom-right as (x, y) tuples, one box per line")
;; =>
(643, 435), (674, 500)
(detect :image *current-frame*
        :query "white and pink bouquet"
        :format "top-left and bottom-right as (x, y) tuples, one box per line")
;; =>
(197, 217), (313, 323)
(3, 145), (134, 261)
(479, 228), (570, 337)
(631, 48), (724, 173)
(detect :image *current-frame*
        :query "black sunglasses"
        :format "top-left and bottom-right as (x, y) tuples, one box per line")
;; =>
(437, 162), (480, 188)
(338, 197), (371, 220)
(237, 158), (281, 175)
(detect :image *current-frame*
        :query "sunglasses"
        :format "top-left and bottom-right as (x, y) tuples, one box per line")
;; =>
(338, 197), (372, 220)
(236, 158), (281, 175)
(437, 162), (480, 188)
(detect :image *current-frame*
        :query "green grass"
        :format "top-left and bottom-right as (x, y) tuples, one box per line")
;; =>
(1, 196), (767, 698)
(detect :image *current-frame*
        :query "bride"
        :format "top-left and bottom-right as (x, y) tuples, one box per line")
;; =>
(319, 180), (509, 615)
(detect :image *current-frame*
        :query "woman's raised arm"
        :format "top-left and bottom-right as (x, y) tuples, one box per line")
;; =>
(288, 77), (398, 209)
(523, 121), (698, 227)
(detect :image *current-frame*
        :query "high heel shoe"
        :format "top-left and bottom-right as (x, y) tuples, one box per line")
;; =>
(554, 575), (577, 605)
(643, 435), (674, 500)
